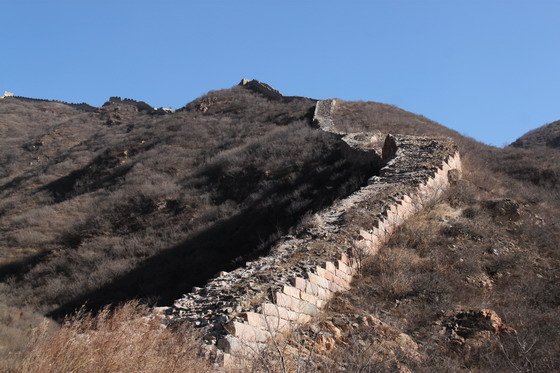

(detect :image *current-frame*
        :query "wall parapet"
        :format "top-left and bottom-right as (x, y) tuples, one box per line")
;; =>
(166, 94), (462, 366)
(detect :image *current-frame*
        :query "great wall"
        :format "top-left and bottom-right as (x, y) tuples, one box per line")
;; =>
(0, 91), (174, 113)
(162, 80), (463, 367)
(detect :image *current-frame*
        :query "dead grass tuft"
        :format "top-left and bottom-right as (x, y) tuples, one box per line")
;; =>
(7, 301), (210, 373)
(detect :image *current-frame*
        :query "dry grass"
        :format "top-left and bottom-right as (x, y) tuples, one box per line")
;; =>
(4, 301), (211, 373)
(319, 154), (560, 372)
(2, 87), (559, 373)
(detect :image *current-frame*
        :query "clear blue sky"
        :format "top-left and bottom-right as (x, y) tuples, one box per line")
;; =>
(1, 0), (559, 146)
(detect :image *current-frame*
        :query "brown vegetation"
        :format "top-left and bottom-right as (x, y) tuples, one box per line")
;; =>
(3, 302), (210, 373)
(306, 126), (559, 371)
(1, 88), (558, 372)
(0, 86), (378, 361)
(510, 119), (560, 149)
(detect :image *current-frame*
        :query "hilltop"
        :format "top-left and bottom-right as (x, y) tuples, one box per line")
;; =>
(1, 82), (559, 372)
(510, 120), (560, 149)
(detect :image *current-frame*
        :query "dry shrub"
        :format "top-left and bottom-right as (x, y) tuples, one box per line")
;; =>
(0, 297), (55, 370)
(10, 301), (210, 373)
(363, 247), (426, 301)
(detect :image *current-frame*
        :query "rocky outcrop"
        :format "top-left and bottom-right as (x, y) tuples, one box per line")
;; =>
(440, 308), (515, 346)
(165, 91), (462, 367)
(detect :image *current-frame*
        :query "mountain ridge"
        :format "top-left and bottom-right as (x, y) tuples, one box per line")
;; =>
(1, 81), (559, 372)
(510, 119), (560, 149)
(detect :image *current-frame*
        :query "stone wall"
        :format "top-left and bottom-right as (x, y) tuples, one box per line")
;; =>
(239, 79), (285, 101)
(1, 95), (98, 112)
(166, 93), (462, 366)
(106, 96), (156, 112)
(239, 78), (310, 103)
(0, 94), (174, 114)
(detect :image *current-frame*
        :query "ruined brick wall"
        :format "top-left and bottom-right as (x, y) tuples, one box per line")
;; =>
(106, 96), (156, 112)
(239, 79), (285, 101)
(239, 78), (310, 103)
(166, 94), (462, 366)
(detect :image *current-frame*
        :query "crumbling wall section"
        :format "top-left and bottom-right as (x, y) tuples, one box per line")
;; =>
(167, 97), (462, 366)
(106, 96), (156, 112)
(239, 79), (285, 101)
(239, 78), (310, 103)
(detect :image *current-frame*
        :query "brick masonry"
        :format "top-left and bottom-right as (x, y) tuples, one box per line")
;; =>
(166, 86), (462, 367)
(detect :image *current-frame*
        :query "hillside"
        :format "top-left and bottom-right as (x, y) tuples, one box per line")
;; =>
(1, 83), (559, 372)
(510, 120), (560, 149)
(0, 86), (379, 353)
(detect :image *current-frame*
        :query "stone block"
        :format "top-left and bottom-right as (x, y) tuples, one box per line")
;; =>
(283, 285), (301, 299)
(276, 292), (301, 312)
(340, 252), (351, 265)
(355, 238), (372, 252)
(332, 274), (352, 290)
(261, 314), (293, 332)
(325, 261), (336, 273)
(402, 194), (412, 204)
(369, 233), (381, 248)
(232, 321), (270, 343)
(308, 272), (330, 290)
(371, 228), (384, 244)
(305, 281), (319, 296)
(245, 312), (264, 328)
(262, 303), (297, 321)
(218, 335), (244, 354)
(329, 281), (344, 293)
(335, 268), (353, 283)
(299, 300), (319, 316)
(293, 277), (307, 291)
(359, 229), (372, 241)
(400, 202), (416, 218)
(336, 260), (351, 275)
(316, 266), (335, 282)
(298, 313), (312, 323)
(245, 311), (294, 333)
(316, 286), (333, 300)
(300, 291), (320, 306)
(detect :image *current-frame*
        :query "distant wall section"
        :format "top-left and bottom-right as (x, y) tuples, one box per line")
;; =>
(0, 94), (98, 112)
(239, 78), (313, 103)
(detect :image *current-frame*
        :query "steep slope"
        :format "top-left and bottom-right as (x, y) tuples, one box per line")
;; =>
(1, 84), (559, 373)
(280, 103), (560, 373)
(0, 86), (380, 358)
